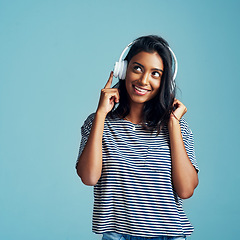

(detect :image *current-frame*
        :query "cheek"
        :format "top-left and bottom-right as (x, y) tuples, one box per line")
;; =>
(125, 70), (134, 82)
(125, 73), (134, 89)
(152, 80), (161, 92)
(124, 79), (132, 95)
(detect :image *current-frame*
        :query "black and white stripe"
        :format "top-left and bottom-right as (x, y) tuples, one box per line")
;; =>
(77, 113), (199, 237)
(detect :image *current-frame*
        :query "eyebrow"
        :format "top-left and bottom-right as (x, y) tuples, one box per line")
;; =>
(133, 62), (163, 72)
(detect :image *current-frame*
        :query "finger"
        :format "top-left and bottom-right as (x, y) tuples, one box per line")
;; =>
(171, 99), (187, 118)
(173, 98), (180, 105)
(113, 89), (120, 103)
(115, 89), (120, 103)
(104, 71), (114, 89)
(172, 99), (179, 111)
(105, 89), (120, 103)
(101, 88), (120, 95)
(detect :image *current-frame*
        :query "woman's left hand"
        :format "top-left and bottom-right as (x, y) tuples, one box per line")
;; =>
(168, 98), (198, 199)
(170, 99), (187, 122)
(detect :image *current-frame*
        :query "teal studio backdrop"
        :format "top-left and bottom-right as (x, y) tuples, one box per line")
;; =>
(0, 0), (239, 239)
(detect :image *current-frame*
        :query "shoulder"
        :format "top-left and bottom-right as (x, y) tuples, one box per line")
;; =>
(86, 112), (95, 122)
(83, 112), (119, 127)
(179, 117), (189, 128)
(179, 117), (193, 135)
(82, 112), (95, 129)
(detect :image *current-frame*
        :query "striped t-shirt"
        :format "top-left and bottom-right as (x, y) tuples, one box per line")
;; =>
(77, 113), (199, 237)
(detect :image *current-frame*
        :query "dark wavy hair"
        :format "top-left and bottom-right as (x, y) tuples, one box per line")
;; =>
(109, 35), (176, 134)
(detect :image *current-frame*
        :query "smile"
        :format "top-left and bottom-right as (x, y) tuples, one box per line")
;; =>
(133, 85), (150, 95)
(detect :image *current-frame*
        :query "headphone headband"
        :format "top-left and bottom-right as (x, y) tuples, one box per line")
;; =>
(118, 42), (134, 63)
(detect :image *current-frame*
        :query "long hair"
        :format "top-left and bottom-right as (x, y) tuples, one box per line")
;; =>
(109, 35), (176, 134)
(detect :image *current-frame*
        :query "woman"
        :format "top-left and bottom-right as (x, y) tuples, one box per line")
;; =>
(76, 35), (199, 240)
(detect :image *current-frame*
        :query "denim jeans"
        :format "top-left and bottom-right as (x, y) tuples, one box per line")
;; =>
(102, 232), (186, 240)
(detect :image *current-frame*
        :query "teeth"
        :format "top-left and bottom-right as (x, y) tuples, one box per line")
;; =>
(134, 86), (147, 92)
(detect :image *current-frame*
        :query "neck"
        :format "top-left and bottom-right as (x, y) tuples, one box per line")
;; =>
(126, 102), (144, 124)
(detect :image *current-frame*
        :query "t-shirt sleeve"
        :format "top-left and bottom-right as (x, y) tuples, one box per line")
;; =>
(179, 117), (199, 173)
(75, 113), (95, 169)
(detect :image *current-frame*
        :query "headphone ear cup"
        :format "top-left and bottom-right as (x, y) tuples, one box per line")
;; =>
(114, 60), (127, 80)
(113, 61), (120, 78)
(120, 60), (127, 80)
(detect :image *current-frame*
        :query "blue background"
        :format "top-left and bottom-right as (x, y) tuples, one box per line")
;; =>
(1, 0), (239, 239)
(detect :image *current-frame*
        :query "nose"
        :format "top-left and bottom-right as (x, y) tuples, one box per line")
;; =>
(139, 72), (149, 85)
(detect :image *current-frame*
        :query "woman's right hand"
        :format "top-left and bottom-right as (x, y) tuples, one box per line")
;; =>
(78, 72), (118, 186)
(96, 71), (120, 116)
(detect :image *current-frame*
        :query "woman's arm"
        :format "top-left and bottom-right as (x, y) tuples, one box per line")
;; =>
(168, 99), (199, 199)
(76, 72), (119, 186)
(76, 111), (106, 186)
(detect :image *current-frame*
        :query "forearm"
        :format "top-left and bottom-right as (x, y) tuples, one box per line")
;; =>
(76, 111), (106, 186)
(168, 118), (198, 199)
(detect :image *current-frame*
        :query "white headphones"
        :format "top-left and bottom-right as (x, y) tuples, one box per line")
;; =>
(113, 41), (178, 90)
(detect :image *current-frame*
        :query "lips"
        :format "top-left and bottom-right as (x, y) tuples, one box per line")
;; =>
(133, 85), (150, 95)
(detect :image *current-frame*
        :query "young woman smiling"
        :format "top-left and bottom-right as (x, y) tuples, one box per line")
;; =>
(76, 35), (199, 240)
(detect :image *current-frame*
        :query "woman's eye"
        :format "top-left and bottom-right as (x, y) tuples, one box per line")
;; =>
(152, 71), (160, 78)
(133, 66), (142, 72)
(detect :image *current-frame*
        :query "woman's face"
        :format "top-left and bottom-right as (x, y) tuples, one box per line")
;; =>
(125, 51), (164, 107)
